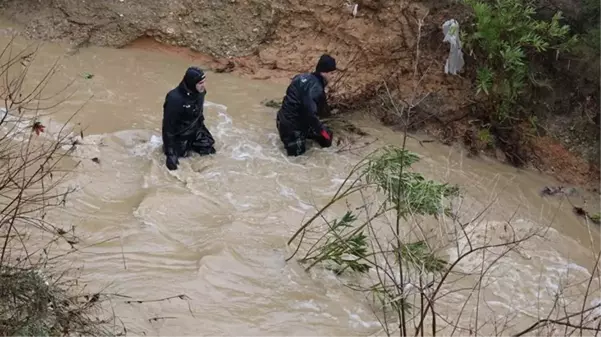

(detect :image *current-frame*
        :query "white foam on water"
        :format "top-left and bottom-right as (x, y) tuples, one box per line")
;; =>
(444, 218), (597, 323)
(65, 100), (229, 160)
(292, 299), (322, 311)
(130, 134), (163, 157)
(224, 192), (253, 211)
(230, 141), (267, 161)
(205, 105), (289, 166)
(276, 178), (314, 210)
(212, 105), (233, 140)
(344, 308), (382, 329)
(287, 205), (310, 214)
(0, 108), (36, 142)
(205, 101), (228, 111)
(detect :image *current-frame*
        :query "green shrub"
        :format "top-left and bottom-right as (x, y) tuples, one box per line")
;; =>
(462, 0), (578, 121)
(287, 145), (459, 322)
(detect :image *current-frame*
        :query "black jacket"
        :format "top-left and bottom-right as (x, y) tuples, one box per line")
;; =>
(162, 80), (207, 156)
(278, 72), (329, 133)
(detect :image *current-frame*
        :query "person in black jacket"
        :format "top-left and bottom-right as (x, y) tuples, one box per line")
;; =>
(162, 66), (216, 171)
(276, 54), (337, 156)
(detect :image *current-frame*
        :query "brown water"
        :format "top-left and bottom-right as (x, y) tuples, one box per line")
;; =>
(0, 25), (599, 336)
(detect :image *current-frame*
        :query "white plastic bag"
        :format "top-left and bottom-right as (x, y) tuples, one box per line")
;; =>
(442, 19), (464, 75)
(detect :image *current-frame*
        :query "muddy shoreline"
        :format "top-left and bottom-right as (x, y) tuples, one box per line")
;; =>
(0, 0), (598, 189)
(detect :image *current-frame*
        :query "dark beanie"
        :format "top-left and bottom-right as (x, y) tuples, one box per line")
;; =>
(183, 66), (206, 92)
(315, 54), (337, 73)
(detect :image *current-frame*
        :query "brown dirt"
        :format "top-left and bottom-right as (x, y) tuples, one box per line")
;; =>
(532, 136), (600, 188)
(0, 0), (276, 56)
(1, 0), (598, 189)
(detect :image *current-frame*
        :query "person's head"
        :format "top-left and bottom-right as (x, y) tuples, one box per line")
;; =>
(314, 54), (337, 83)
(183, 66), (206, 93)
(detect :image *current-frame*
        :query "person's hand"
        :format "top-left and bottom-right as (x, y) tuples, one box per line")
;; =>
(317, 127), (333, 148)
(320, 128), (332, 141)
(166, 155), (179, 171)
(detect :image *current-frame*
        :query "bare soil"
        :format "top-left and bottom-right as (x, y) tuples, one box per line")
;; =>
(1, 0), (598, 189)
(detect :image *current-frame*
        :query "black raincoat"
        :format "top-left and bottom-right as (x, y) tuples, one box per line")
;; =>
(276, 72), (333, 156)
(162, 70), (215, 170)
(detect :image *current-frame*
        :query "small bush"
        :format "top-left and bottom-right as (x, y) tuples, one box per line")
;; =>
(462, 0), (578, 121)
(287, 145), (461, 331)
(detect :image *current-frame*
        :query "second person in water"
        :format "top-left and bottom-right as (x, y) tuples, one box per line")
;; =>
(276, 54), (336, 156)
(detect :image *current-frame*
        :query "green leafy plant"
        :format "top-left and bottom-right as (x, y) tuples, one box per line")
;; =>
(286, 143), (601, 336)
(477, 127), (493, 146)
(299, 211), (371, 274)
(287, 145), (459, 328)
(364, 147), (459, 220)
(398, 241), (447, 273)
(462, 0), (578, 121)
(589, 212), (600, 225)
(371, 283), (414, 315)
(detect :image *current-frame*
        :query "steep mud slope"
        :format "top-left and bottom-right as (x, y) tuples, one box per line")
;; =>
(0, 0), (471, 104)
(0, 0), (276, 56)
(243, 0), (472, 104)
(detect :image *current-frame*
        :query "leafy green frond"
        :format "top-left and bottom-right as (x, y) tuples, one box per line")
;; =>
(290, 146), (459, 321)
(462, 0), (577, 123)
(371, 283), (413, 314)
(363, 146), (459, 219)
(397, 241), (448, 273)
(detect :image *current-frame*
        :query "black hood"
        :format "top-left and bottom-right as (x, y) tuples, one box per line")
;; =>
(315, 54), (336, 73)
(179, 66), (206, 95)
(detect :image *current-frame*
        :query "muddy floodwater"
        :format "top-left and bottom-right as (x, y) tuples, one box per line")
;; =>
(0, 25), (599, 336)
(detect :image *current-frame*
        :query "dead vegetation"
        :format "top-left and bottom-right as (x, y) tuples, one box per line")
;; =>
(0, 36), (123, 336)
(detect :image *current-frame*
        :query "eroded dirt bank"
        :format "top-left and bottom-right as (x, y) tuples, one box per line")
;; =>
(0, 0), (598, 188)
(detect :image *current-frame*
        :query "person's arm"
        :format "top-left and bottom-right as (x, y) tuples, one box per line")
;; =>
(195, 91), (207, 127)
(302, 82), (331, 141)
(317, 93), (331, 118)
(162, 95), (180, 155)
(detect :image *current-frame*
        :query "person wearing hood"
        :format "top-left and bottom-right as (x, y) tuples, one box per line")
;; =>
(276, 54), (337, 156)
(162, 66), (216, 171)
